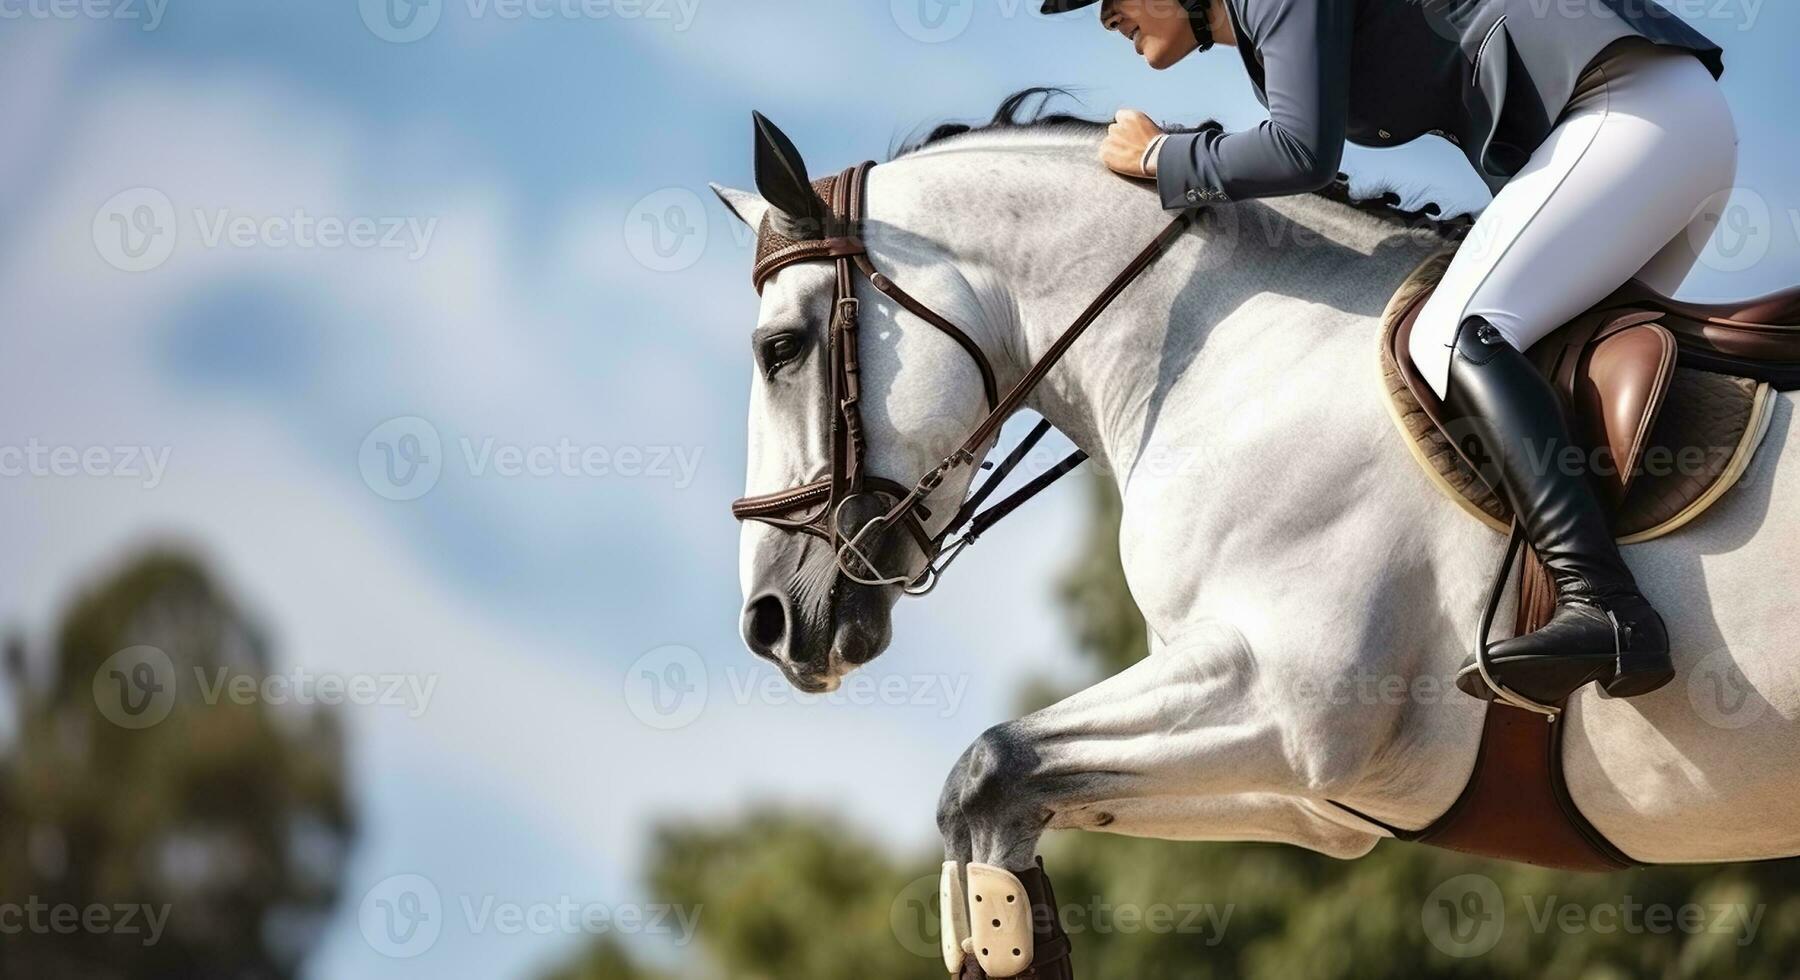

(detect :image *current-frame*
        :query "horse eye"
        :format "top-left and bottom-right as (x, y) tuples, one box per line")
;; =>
(758, 333), (804, 375)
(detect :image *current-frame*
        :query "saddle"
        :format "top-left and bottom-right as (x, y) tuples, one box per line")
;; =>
(1365, 250), (1800, 871)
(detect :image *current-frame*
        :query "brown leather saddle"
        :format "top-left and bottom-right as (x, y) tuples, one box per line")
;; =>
(1363, 251), (1800, 871)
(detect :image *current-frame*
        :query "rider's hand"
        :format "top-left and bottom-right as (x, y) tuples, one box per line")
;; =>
(1101, 109), (1166, 180)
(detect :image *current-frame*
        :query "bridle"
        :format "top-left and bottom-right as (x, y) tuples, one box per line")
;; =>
(730, 160), (1193, 594)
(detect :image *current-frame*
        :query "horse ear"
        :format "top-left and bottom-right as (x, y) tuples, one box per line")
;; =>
(752, 111), (828, 240)
(711, 183), (770, 232)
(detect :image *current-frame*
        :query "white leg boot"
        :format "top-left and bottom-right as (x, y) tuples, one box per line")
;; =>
(941, 861), (971, 976)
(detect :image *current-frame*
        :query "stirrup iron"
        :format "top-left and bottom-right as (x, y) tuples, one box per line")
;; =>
(1472, 522), (1562, 719)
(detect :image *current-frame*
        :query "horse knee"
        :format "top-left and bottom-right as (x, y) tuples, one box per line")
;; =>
(937, 745), (976, 842)
(955, 724), (1042, 817)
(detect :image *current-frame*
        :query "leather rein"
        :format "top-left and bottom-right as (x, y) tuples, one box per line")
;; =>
(730, 160), (1193, 594)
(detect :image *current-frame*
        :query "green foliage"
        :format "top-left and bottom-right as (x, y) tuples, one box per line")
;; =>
(549, 472), (1800, 978)
(1054, 472), (1148, 679)
(538, 937), (673, 980)
(0, 548), (354, 980)
(647, 808), (933, 980)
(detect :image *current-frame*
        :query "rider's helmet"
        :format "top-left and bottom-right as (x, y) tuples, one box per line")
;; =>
(1040, 0), (1216, 52)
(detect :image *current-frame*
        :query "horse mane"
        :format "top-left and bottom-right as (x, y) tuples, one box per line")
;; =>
(893, 87), (1472, 243)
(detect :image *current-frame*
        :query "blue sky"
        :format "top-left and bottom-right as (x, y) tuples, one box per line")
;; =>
(2, 1), (1796, 976)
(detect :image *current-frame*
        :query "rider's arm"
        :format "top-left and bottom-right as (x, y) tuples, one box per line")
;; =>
(1155, 0), (1354, 208)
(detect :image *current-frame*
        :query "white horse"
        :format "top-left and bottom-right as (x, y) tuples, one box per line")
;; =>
(716, 111), (1800, 972)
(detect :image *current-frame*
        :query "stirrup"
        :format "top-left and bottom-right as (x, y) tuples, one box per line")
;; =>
(1472, 523), (1562, 720)
(966, 864), (1035, 978)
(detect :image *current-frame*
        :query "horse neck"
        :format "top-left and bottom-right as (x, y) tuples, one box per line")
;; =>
(868, 140), (1440, 476)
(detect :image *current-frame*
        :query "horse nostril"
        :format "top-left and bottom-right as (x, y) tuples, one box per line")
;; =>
(743, 593), (789, 661)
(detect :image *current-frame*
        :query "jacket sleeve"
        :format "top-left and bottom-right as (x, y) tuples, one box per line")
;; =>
(1157, 0), (1354, 209)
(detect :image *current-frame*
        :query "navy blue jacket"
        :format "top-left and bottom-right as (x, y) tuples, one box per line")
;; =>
(1156, 0), (1724, 208)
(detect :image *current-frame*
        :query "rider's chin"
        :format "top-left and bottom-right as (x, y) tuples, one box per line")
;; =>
(1145, 34), (1198, 71)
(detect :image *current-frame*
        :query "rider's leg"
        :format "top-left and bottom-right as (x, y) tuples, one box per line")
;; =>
(1406, 41), (1738, 702)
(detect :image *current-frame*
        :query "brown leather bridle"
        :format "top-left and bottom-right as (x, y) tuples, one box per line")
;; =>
(731, 160), (1193, 594)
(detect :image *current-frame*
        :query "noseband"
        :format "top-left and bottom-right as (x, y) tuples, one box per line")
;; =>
(731, 161), (1193, 594)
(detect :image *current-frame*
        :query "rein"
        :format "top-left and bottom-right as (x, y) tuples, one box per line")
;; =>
(731, 160), (1194, 594)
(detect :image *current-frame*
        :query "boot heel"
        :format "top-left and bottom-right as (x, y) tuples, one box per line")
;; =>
(1599, 653), (1675, 699)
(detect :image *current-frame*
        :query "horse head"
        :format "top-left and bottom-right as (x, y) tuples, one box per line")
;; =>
(713, 113), (995, 692)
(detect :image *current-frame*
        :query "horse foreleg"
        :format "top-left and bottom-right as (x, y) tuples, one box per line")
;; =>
(1048, 791), (1380, 858)
(934, 621), (1376, 977)
(939, 621), (1357, 869)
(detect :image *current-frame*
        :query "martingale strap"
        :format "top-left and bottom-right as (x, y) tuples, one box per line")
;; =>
(733, 160), (1195, 593)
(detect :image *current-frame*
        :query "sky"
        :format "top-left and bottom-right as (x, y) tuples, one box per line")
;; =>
(2, 1), (1796, 977)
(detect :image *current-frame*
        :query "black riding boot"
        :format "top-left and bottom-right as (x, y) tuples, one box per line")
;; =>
(1444, 317), (1673, 703)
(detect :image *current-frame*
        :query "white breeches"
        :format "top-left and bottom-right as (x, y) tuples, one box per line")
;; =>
(1409, 41), (1740, 398)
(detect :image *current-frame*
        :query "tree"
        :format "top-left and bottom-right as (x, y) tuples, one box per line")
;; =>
(0, 548), (355, 979)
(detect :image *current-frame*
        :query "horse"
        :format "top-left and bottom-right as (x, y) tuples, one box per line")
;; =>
(714, 101), (1800, 975)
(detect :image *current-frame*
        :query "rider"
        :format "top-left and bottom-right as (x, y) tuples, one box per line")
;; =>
(1052, 0), (1733, 703)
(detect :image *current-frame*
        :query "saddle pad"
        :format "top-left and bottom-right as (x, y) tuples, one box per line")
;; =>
(1378, 252), (1777, 544)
